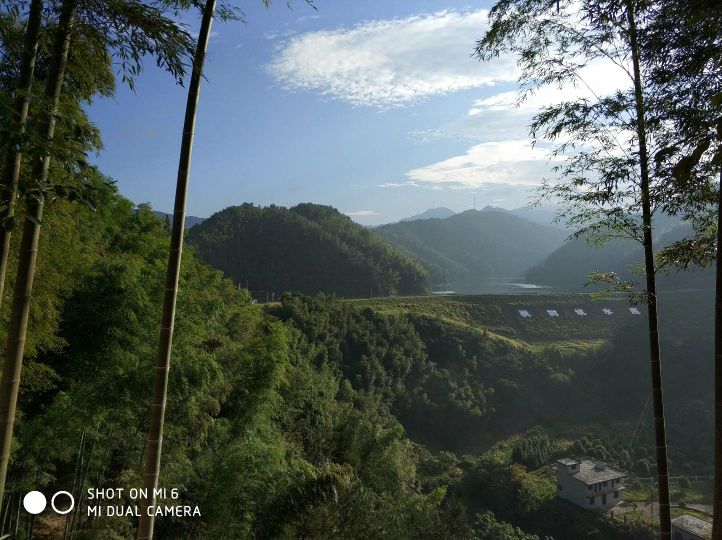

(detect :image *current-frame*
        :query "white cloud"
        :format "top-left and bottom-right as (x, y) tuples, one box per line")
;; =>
(469, 60), (630, 114)
(267, 10), (517, 108)
(400, 140), (560, 189)
(345, 210), (379, 217)
(414, 59), (630, 143)
(403, 59), (630, 191)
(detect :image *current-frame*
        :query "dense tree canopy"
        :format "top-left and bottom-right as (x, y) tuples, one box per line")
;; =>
(188, 203), (431, 298)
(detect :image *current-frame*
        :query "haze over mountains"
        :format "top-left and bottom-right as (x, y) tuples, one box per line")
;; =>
(376, 206), (568, 292)
(157, 202), (713, 297)
(527, 220), (713, 292)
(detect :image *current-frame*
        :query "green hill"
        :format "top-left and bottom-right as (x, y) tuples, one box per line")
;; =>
(187, 203), (430, 297)
(374, 208), (567, 292)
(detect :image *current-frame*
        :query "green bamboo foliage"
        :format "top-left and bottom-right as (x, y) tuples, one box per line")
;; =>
(0, 0), (78, 508)
(137, 1), (216, 537)
(0, 0), (44, 307)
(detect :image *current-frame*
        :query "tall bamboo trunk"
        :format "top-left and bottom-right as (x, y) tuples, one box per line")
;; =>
(713, 163), (722, 540)
(0, 0), (44, 307)
(0, 0), (77, 509)
(625, 2), (671, 537)
(137, 1), (215, 538)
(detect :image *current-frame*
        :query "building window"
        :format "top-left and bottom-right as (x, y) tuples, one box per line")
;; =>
(614, 491), (619, 499)
(603, 481), (608, 487)
(558, 484), (562, 491)
(588, 485), (593, 491)
(588, 497), (594, 505)
(571, 464), (576, 470)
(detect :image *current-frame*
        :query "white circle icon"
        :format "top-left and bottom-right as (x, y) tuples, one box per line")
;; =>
(23, 491), (47, 514)
(51, 491), (75, 515)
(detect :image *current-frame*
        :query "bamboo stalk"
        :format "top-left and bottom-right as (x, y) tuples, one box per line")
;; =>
(624, 2), (671, 537)
(64, 429), (85, 540)
(713, 163), (722, 540)
(0, 0), (44, 308)
(137, 1), (216, 538)
(0, 0), (78, 509)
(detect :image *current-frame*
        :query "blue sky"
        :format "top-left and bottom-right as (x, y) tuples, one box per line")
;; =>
(87, 0), (623, 225)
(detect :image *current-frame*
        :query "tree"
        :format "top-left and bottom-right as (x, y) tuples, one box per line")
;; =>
(0, 0), (79, 508)
(0, 0), (192, 307)
(0, 0), (194, 509)
(0, 0), (43, 307)
(137, 0), (216, 537)
(641, 1), (722, 535)
(475, 0), (675, 535)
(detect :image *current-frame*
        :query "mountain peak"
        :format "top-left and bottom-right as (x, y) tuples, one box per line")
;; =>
(480, 205), (508, 213)
(400, 207), (456, 222)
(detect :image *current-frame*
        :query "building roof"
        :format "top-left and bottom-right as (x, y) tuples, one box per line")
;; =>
(557, 458), (578, 466)
(672, 515), (712, 538)
(566, 459), (626, 485)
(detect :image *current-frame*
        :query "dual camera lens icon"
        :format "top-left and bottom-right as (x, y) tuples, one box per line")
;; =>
(23, 491), (75, 515)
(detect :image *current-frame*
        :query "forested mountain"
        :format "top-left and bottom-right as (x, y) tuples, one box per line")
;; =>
(527, 220), (713, 291)
(374, 208), (567, 291)
(187, 203), (430, 297)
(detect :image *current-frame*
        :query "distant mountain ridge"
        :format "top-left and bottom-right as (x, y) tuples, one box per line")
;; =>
(187, 203), (430, 297)
(526, 219), (713, 291)
(152, 211), (206, 229)
(374, 207), (567, 292)
(400, 207), (456, 222)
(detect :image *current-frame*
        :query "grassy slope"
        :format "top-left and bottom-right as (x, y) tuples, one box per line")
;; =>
(352, 293), (639, 348)
(353, 290), (708, 345)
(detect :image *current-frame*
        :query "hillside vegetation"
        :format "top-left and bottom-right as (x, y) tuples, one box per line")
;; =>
(374, 208), (567, 291)
(5, 194), (470, 539)
(187, 203), (430, 298)
(5, 191), (708, 539)
(351, 293), (713, 472)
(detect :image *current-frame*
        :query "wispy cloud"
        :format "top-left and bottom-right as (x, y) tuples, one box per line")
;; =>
(345, 210), (379, 217)
(267, 9), (517, 108)
(413, 60), (630, 143)
(402, 59), (629, 192)
(398, 140), (561, 190)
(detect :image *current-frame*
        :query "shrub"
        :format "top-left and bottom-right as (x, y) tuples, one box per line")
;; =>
(511, 428), (551, 470)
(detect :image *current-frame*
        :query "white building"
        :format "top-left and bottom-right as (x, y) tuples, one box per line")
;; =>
(671, 514), (712, 540)
(555, 458), (626, 510)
